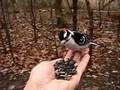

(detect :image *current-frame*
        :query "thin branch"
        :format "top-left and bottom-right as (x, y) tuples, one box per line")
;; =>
(101, 0), (115, 9)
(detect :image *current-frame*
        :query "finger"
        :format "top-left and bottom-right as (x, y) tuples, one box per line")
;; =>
(62, 51), (67, 57)
(68, 54), (90, 86)
(77, 54), (90, 76)
(51, 58), (63, 65)
(73, 48), (89, 64)
(73, 52), (81, 63)
(64, 50), (74, 61)
(81, 48), (89, 56)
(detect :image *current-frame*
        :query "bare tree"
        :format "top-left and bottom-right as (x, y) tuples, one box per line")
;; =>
(66, 0), (73, 14)
(11, 0), (19, 19)
(101, 0), (115, 9)
(85, 0), (94, 57)
(48, 2), (54, 26)
(0, 8), (6, 53)
(48, 2), (59, 57)
(0, 0), (14, 61)
(54, 0), (62, 18)
(0, 19), (7, 53)
(0, 17), (7, 53)
(3, 0), (13, 29)
(98, 0), (102, 27)
(54, 0), (67, 28)
(39, 9), (43, 25)
(117, 0), (120, 42)
(11, 0), (16, 12)
(55, 0), (62, 27)
(118, 19), (120, 42)
(66, 0), (71, 10)
(107, 2), (111, 16)
(73, 0), (78, 30)
(29, 0), (38, 43)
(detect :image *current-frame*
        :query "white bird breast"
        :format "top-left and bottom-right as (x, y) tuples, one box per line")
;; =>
(64, 38), (90, 51)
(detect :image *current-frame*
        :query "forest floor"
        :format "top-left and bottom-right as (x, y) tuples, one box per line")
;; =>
(0, 10), (120, 90)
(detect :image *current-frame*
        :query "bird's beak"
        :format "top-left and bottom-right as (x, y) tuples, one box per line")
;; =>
(61, 40), (66, 44)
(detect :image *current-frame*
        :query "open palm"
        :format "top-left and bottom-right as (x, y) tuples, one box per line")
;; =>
(24, 49), (90, 90)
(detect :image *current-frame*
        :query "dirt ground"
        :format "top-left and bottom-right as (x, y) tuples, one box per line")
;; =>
(0, 10), (120, 90)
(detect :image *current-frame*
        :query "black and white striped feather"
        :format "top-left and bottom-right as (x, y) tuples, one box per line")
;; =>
(58, 29), (97, 51)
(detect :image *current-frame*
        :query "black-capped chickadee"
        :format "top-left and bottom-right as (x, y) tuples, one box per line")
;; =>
(58, 29), (98, 51)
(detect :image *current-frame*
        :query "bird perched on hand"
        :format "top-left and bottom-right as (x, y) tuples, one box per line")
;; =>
(58, 29), (97, 51)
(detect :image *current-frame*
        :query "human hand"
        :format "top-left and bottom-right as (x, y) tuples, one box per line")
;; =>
(24, 49), (90, 90)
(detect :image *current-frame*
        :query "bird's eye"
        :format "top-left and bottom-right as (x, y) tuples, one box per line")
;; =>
(80, 36), (85, 42)
(80, 38), (83, 41)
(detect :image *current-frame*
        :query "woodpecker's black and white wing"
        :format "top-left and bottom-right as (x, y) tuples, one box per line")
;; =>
(72, 32), (90, 46)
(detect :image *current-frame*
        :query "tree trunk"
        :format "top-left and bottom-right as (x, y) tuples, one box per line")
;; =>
(54, 0), (67, 28)
(66, 0), (72, 14)
(73, 0), (78, 31)
(55, 0), (62, 27)
(117, 19), (120, 42)
(55, 0), (62, 17)
(50, 7), (53, 25)
(0, 29), (7, 53)
(0, 16), (6, 53)
(101, 0), (115, 9)
(66, 0), (71, 9)
(39, 9), (43, 25)
(4, 0), (12, 29)
(98, 1), (102, 28)
(30, 0), (38, 43)
(85, 0), (94, 57)
(0, 0), (14, 61)
(11, 0), (18, 19)
(107, 4), (111, 16)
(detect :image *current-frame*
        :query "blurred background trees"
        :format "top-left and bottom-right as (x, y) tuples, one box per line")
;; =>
(0, 0), (119, 57)
(0, 0), (120, 89)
